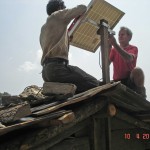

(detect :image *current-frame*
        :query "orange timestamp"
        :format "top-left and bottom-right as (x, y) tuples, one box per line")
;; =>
(124, 133), (150, 140)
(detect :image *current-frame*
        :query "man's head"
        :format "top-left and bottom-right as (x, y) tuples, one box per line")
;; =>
(46, 0), (66, 16)
(118, 27), (133, 46)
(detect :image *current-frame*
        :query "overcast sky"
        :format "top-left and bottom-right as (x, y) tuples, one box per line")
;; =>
(0, 0), (150, 100)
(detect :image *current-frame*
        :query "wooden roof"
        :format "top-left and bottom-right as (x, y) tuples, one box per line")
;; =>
(0, 82), (150, 136)
(0, 82), (150, 149)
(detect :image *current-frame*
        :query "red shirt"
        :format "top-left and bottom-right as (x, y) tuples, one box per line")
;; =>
(109, 45), (138, 80)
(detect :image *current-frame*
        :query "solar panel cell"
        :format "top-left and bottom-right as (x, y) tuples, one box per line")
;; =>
(68, 0), (124, 52)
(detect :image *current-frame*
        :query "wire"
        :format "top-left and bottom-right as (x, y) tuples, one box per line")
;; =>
(99, 49), (103, 81)
(99, 49), (102, 69)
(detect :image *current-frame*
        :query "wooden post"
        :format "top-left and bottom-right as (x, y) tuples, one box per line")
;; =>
(97, 19), (110, 84)
(108, 104), (117, 117)
(90, 117), (111, 150)
(90, 103), (112, 150)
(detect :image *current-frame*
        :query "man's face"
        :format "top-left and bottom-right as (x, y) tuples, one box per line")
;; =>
(118, 29), (131, 45)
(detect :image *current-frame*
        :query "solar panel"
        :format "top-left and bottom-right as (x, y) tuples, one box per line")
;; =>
(68, 0), (125, 52)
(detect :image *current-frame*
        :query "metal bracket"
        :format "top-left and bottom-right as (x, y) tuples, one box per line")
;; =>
(101, 22), (110, 28)
(101, 21), (115, 35)
(83, 18), (115, 35)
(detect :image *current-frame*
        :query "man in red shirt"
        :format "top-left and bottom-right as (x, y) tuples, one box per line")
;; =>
(109, 27), (146, 98)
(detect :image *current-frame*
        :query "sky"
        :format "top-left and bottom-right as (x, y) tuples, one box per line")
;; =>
(0, 0), (150, 100)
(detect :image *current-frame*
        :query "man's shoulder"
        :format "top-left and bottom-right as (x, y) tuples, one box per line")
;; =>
(45, 14), (61, 25)
(127, 45), (138, 55)
(128, 44), (138, 49)
(52, 9), (67, 17)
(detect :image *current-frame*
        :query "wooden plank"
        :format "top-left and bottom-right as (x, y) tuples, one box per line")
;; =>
(0, 82), (117, 136)
(34, 98), (106, 149)
(90, 101), (112, 150)
(0, 103), (31, 124)
(102, 83), (150, 111)
(114, 109), (150, 130)
(34, 119), (90, 150)
(125, 88), (149, 107)
(31, 101), (60, 113)
(131, 111), (150, 122)
(0, 98), (106, 149)
(0, 110), (71, 136)
(35, 112), (75, 127)
(90, 117), (111, 150)
(33, 83), (119, 116)
(105, 117), (111, 150)
(111, 85), (148, 108)
(58, 112), (75, 124)
(110, 97), (141, 112)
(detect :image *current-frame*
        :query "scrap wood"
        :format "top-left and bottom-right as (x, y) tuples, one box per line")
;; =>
(0, 109), (72, 136)
(36, 112), (75, 127)
(0, 102), (31, 124)
(31, 101), (60, 113)
(131, 110), (150, 122)
(58, 112), (75, 124)
(33, 82), (119, 116)
(32, 109), (72, 117)
(102, 83), (150, 111)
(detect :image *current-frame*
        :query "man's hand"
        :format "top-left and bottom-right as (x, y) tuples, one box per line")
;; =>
(108, 34), (134, 61)
(108, 34), (117, 47)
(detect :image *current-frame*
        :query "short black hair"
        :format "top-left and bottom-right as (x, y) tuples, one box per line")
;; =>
(46, 0), (66, 16)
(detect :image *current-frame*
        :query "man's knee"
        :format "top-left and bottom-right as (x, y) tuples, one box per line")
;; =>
(130, 67), (145, 87)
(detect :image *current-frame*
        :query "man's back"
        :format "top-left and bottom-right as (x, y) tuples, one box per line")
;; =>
(40, 10), (68, 65)
(40, 5), (87, 66)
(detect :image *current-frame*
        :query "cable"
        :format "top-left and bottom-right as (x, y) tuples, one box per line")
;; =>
(99, 49), (103, 81)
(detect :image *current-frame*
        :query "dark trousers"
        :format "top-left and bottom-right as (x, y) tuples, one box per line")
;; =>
(42, 63), (99, 94)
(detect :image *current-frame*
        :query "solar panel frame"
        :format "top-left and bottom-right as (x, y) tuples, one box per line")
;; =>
(68, 0), (125, 52)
